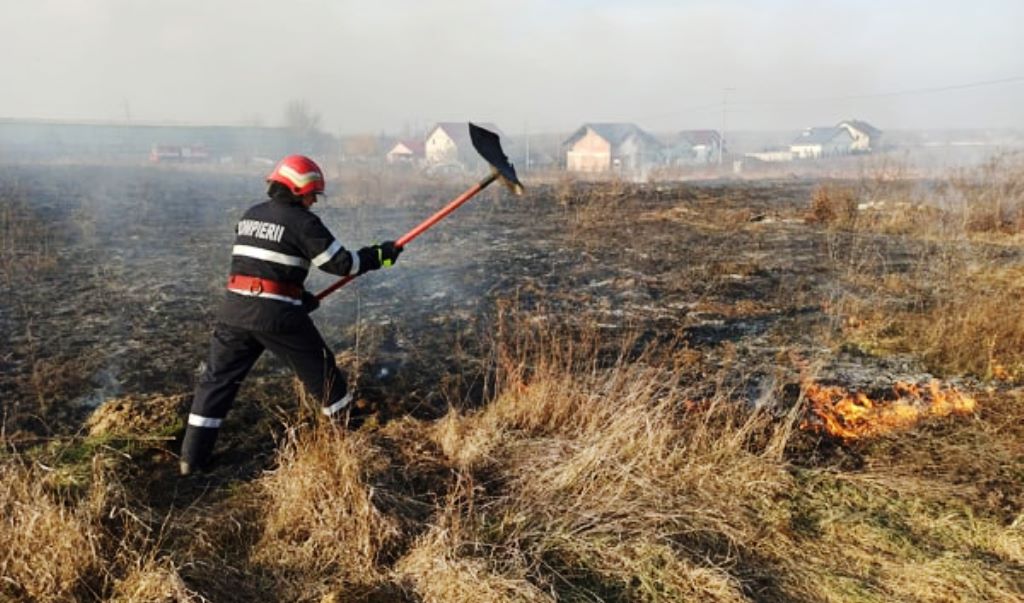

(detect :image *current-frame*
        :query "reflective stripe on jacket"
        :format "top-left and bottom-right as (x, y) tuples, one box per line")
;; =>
(216, 196), (358, 332)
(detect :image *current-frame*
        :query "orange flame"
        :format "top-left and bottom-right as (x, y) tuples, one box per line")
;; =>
(800, 379), (977, 440)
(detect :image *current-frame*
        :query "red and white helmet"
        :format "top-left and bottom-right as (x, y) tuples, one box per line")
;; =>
(266, 155), (325, 196)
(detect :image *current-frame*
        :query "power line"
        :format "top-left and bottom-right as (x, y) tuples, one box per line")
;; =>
(737, 75), (1024, 106)
(636, 75), (1024, 125)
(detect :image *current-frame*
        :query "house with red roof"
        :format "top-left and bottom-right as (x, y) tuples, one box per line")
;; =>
(385, 139), (425, 164)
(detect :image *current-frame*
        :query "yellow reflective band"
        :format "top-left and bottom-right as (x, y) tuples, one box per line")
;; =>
(277, 164), (322, 187)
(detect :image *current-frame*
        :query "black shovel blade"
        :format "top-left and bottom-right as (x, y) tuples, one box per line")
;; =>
(469, 122), (524, 195)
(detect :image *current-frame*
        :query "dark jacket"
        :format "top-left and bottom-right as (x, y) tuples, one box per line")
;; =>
(216, 196), (367, 332)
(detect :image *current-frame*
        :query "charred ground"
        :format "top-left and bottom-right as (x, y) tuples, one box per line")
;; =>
(1, 167), (830, 440)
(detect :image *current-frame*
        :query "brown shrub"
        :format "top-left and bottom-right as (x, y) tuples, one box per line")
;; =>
(806, 182), (858, 226)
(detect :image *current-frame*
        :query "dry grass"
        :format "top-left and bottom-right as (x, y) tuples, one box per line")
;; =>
(821, 158), (1024, 381)
(398, 313), (1024, 602)
(3, 308), (1023, 601)
(836, 260), (1024, 380)
(396, 526), (553, 603)
(107, 559), (200, 603)
(0, 190), (59, 283)
(250, 428), (402, 599)
(0, 458), (103, 601)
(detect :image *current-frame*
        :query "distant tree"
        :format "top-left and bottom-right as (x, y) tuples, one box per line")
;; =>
(283, 100), (329, 155)
(284, 100), (322, 134)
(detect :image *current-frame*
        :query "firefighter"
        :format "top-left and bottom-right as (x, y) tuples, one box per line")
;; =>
(179, 155), (401, 476)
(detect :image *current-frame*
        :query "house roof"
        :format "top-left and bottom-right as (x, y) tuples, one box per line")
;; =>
(838, 119), (882, 137)
(792, 127), (849, 146)
(678, 130), (721, 146)
(388, 139), (424, 156)
(563, 123), (661, 149)
(427, 122), (500, 147)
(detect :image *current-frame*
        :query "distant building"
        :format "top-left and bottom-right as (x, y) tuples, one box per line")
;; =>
(790, 127), (854, 159)
(424, 122), (499, 168)
(744, 148), (794, 162)
(661, 130), (723, 165)
(837, 119), (882, 152)
(563, 123), (662, 173)
(678, 130), (723, 163)
(385, 139), (424, 164)
(149, 143), (210, 163)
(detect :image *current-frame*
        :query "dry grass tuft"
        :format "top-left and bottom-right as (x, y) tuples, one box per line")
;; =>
(252, 426), (401, 597)
(429, 408), (502, 471)
(806, 182), (858, 227)
(396, 526), (553, 603)
(109, 559), (201, 603)
(0, 458), (102, 602)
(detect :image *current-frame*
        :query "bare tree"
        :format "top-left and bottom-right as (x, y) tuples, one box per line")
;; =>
(284, 100), (322, 135)
(283, 100), (329, 155)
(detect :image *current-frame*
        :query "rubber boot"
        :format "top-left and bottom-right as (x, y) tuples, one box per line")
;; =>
(180, 426), (219, 476)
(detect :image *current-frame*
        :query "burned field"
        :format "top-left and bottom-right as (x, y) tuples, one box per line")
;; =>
(4, 167), (841, 444)
(2, 165), (1023, 602)
(0, 167), (990, 441)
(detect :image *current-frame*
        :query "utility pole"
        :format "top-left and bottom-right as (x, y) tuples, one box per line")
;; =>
(719, 88), (733, 166)
(523, 121), (530, 172)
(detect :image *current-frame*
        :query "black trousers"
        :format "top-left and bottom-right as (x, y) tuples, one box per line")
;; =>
(180, 317), (349, 467)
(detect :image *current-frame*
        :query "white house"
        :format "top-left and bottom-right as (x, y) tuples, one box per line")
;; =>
(837, 119), (882, 153)
(424, 122), (499, 167)
(790, 127), (854, 159)
(744, 148), (794, 162)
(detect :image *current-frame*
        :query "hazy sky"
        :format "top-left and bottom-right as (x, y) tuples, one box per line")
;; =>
(3, 0), (1022, 133)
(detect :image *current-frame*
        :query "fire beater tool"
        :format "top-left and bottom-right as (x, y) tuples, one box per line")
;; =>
(316, 123), (524, 300)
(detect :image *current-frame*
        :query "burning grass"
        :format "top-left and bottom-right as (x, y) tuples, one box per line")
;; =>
(800, 379), (977, 441)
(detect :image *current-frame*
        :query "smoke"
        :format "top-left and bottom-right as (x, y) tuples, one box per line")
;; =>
(2, 0), (1022, 132)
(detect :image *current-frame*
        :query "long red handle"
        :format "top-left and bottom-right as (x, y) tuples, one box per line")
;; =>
(316, 171), (498, 300)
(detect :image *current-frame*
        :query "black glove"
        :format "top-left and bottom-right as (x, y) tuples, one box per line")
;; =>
(301, 290), (320, 313)
(357, 241), (403, 273)
(378, 241), (403, 267)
